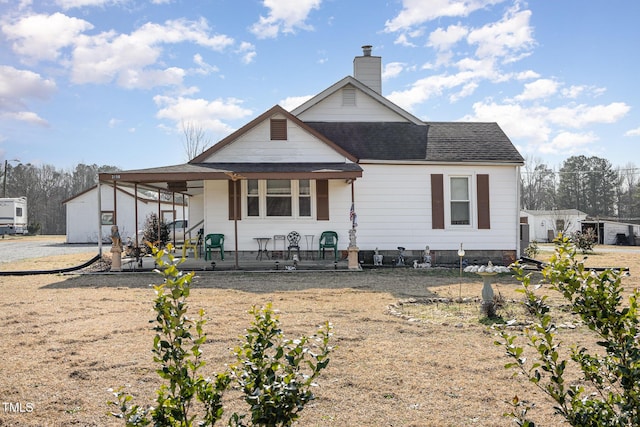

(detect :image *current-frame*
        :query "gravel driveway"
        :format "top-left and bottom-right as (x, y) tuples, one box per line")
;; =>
(0, 236), (99, 264)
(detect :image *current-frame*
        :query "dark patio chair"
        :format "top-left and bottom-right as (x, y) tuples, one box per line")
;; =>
(318, 231), (339, 260)
(287, 231), (301, 260)
(204, 233), (224, 261)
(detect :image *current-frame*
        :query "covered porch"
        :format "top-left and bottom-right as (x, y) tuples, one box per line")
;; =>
(97, 162), (362, 270)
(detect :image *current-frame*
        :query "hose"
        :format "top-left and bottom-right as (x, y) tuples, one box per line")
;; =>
(0, 254), (102, 276)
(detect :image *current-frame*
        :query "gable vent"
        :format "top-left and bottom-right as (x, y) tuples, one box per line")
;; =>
(342, 87), (356, 106)
(270, 119), (287, 140)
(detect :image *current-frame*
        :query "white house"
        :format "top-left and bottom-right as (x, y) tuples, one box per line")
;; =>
(521, 209), (588, 242)
(97, 46), (524, 265)
(63, 184), (187, 244)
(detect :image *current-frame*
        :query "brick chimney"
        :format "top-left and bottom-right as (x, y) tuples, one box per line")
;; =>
(353, 45), (381, 94)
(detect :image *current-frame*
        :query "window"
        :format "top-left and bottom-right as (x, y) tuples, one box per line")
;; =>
(16, 207), (22, 217)
(450, 177), (470, 225)
(245, 179), (313, 218)
(299, 179), (311, 216)
(267, 180), (291, 216)
(247, 179), (259, 217)
(270, 119), (287, 140)
(101, 211), (114, 225)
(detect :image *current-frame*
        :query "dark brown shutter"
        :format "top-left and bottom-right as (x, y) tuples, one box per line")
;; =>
(431, 174), (444, 229)
(477, 174), (490, 229)
(316, 179), (329, 220)
(228, 180), (241, 220)
(270, 119), (287, 140)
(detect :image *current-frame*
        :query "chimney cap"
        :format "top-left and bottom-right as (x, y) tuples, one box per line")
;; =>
(361, 45), (372, 56)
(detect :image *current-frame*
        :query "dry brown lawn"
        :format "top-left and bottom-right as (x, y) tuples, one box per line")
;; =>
(0, 244), (638, 426)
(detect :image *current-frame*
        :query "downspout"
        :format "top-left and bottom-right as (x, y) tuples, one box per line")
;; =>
(97, 180), (102, 256)
(516, 165), (521, 258)
(134, 183), (139, 247)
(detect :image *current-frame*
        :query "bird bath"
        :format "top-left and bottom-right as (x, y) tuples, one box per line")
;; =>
(464, 262), (510, 311)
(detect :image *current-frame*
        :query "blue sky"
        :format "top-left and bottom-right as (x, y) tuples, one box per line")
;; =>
(1, 0), (639, 171)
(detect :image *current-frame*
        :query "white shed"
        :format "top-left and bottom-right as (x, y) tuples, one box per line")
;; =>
(63, 184), (187, 244)
(520, 209), (587, 242)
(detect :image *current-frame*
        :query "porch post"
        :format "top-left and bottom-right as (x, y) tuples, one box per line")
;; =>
(233, 178), (239, 270)
(348, 180), (361, 270)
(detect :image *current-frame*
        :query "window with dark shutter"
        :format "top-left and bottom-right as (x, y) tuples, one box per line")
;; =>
(270, 119), (287, 140)
(431, 174), (444, 229)
(228, 180), (241, 220)
(477, 174), (490, 229)
(316, 179), (329, 221)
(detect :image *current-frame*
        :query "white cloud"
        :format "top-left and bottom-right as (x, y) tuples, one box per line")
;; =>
(0, 111), (48, 126)
(236, 42), (256, 65)
(547, 131), (597, 153)
(192, 54), (219, 75)
(514, 78), (559, 101)
(55, 0), (122, 8)
(549, 102), (630, 128)
(382, 62), (405, 80)
(467, 7), (534, 60)
(250, 0), (322, 39)
(428, 24), (468, 51)
(70, 18), (234, 88)
(153, 95), (253, 135)
(385, 0), (507, 33)
(464, 100), (630, 156)
(387, 71), (480, 110)
(279, 95), (312, 111)
(2, 12), (93, 62)
(0, 66), (56, 102)
(3, 13), (236, 89)
(0, 66), (55, 126)
(625, 127), (640, 137)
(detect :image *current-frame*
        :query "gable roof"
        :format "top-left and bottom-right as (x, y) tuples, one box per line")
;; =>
(291, 76), (425, 125)
(189, 105), (358, 164)
(305, 121), (524, 163)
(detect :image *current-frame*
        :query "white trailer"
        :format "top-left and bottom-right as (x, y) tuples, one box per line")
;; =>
(0, 197), (28, 235)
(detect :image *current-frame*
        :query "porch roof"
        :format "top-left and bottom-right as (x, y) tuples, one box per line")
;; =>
(98, 162), (363, 195)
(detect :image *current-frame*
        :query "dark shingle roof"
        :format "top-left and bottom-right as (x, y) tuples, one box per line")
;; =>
(425, 122), (524, 162)
(305, 122), (428, 160)
(305, 121), (524, 163)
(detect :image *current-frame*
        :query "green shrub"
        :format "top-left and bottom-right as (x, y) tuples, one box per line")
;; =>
(109, 246), (333, 427)
(230, 304), (332, 427)
(524, 240), (539, 258)
(142, 213), (169, 248)
(27, 222), (41, 235)
(568, 228), (597, 253)
(109, 244), (229, 426)
(495, 236), (640, 426)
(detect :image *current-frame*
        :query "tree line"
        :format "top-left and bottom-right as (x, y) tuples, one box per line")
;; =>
(3, 163), (119, 234)
(521, 155), (640, 221)
(2, 154), (637, 235)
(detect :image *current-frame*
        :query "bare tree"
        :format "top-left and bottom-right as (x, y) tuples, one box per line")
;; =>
(181, 120), (212, 161)
(520, 156), (557, 210)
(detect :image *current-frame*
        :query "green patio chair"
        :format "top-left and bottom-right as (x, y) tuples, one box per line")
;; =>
(318, 231), (339, 260)
(204, 233), (224, 261)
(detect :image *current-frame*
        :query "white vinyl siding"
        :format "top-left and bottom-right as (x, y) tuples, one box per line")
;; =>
(295, 89), (409, 122)
(200, 114), (347, 163)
